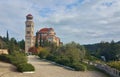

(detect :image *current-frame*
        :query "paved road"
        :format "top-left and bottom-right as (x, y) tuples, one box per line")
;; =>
(0, 56), (109, 77)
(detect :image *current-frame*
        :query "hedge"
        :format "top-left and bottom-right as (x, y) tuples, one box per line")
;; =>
(107, 61), (120, 71)
(17, 63), (35, 72)
(0, 52), (35, 72)
(0, 54), (11, 63)
(71, 63), (86, 71)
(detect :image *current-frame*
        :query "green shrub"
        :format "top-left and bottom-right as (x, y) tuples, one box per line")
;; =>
(10, 52), (27, 66)
(55, 56), (71, 66)
(0, 52), (35, 72)
(10, 56), (27, 66)
(72, 63), (86, 71)
(0, 54), (12, 63)
(38, 49), (50, 59)
(17, 63), (35, 72)
(46, 54), (56, 61)
(107, 61), (120, 71)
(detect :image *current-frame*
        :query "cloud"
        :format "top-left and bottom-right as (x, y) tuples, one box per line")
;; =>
(0, 0), (120, 44)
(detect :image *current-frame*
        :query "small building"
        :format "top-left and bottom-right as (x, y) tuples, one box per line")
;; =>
(0, 49), (8, 55)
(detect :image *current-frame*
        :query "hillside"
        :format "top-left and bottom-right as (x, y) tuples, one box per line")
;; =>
(84, 41), (120, 61)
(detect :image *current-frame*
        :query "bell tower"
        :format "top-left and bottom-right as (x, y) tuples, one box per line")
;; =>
(25, 14), (34, 53)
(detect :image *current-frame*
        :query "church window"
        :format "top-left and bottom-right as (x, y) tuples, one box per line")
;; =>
(27, 25), (31, 27)
(27, 31), (30, 34)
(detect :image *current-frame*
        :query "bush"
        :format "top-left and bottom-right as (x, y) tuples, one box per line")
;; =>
(55, 56), (71, 66)
(0, 52), (35, 72)
(38, 48), (50, 59)
(72, 63), (86, 71)
(107, 61), (120, 71)
(17, 63), (35, 72)
(10, 56), (27, 66)
(46, 54), (56, 61)
(0, 54), (12, 63)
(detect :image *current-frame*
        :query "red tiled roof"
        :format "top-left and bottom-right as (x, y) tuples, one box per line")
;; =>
(39, 28), (54, 33)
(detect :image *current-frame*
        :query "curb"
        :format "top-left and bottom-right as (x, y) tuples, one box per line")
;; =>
(23, 71), (35, 73)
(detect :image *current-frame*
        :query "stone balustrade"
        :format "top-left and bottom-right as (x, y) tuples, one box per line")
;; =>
(85, 61), (120, 77)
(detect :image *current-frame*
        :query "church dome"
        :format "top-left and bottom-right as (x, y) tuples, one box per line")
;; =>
(39, 28), (49, 33)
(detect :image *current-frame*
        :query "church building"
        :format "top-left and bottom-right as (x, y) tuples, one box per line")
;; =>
(25, 14), (61, 53)
(36, 28), (60, 47)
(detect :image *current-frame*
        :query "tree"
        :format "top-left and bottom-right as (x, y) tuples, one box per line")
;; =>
(35, 32), (39, 48)
(53, 42), (86, 65)
(38, 47), (50, 58)
(18, 39), (25, 50)
(6, 30), (9, 41)
(84, 40), (120, 61)
(8, 38), (19, 54)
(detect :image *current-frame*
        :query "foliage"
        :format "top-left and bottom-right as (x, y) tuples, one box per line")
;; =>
(107, 61), (120, 71)
(0, 35), (25, 53)
(28, 47), (38, 55)
(85, 55), (100, 62)
(53, 42), (86, 63)
(18, 39), (25, 50)
(0, 36), (7, 49)
(10, 51), (27, 66)
(0, 51), (35, 72)
(0, 35), (35, 72)
(8, 38), (20, 54)
(0, 51), (27, 66)
(85, 40), (120, 61)
(37, 46), (42, 54)
(17, 63), (35, 72)
(38, 47), (50, 59)
(71, 63), (86, 71)
(38, 41), (87, 71)
(6, 31), (9, 41)
(0, 54), (11, 63)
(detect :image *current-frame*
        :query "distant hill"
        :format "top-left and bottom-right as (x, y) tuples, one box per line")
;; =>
(84, 41), (120, 61)
(84, 43), (99, 52)
(116, 41), (120, 44)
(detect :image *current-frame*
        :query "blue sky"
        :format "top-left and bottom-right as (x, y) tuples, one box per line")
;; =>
(0, 0), (120, 44)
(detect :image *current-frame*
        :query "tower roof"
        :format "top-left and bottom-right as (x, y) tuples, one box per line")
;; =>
(26, 14), (33, 19)
(27, 14), (32, 16)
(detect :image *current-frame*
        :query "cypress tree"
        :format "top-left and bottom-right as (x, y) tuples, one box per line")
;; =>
(35, 32), (38, 48)
(6, 30), (9, 41)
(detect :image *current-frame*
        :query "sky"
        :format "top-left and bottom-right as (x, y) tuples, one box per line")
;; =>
(0, 0), (120, 44)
